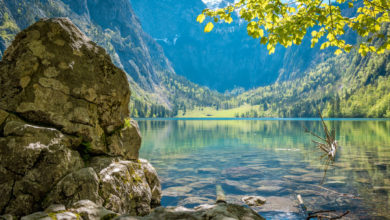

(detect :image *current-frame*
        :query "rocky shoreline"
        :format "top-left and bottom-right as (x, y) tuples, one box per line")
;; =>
(0, 18), (265, 220)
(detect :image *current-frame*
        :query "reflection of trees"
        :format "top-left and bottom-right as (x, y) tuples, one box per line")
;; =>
(138, 119), (390, 157)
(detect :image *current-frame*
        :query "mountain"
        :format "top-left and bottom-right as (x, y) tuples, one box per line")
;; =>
(130, 0), (390, 118)
(0, 0), (224, 117)
(129, 0), (339, 92)
(130, 0), (289, 92)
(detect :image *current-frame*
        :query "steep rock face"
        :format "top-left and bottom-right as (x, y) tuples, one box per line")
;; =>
(130, 0), (285, 91)
(129, 0), (342, 90)
(0, 18), (161, 217)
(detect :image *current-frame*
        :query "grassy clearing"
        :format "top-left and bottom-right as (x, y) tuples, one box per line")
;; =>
(177, 104), (262, 118)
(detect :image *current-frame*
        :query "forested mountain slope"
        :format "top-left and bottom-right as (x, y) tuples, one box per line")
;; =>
(1, 0), (389, 118)
(131, 0), (389, 118)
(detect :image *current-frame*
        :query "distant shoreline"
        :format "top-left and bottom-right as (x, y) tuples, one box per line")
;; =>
(134, 117), (390, 121)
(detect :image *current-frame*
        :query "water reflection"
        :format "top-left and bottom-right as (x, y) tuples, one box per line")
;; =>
(138, 119), (390, 219)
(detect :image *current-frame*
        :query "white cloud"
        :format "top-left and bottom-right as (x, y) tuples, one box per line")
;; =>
(201, 0), (240, 9)
(201, 0), (225, 9)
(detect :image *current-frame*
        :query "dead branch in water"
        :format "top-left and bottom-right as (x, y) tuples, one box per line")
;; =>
(303, 109), (340, 184)
(216, 185), (226, 203)
(304, 109), (338, 158)
(307, 210), (350, 219)
(297, 194), (350, 219)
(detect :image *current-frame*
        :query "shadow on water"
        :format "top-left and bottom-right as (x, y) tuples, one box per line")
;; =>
(138, 119), (390, 219)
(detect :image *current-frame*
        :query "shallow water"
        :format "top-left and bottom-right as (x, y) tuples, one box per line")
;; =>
(137, 119), (390, 219)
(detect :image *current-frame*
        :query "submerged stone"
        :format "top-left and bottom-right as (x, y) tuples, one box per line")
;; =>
(114, 203), (265, 220)
(163, 186), (193, 197)
(242, 196), (266, 206)
(256, 185), (283, 192)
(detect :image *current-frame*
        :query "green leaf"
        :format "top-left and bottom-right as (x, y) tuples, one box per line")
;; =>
(260, 37), (267, 44)
(334, 49), (343, 55)
(226, 17), (233, 24)
(204, 22), (214, 33)
(197, 14), (206, 23)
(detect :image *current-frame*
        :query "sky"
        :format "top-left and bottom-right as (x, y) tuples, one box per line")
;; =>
(201, 0), (229, 9)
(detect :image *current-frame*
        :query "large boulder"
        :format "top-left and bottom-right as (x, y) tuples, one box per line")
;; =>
(0, 18), (160, 217)
(0, 17), (132, 156)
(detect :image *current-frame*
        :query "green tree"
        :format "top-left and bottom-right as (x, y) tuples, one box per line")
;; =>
(197, 0), (390, 55)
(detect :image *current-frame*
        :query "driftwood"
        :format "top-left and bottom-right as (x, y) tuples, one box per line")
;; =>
(313, 185), (361, 199)
(304, 110), (338, 158)
(216, 185), (226, 203)
(307, 210), (350, 219)
(304, 109), (339, 183)
(297, 194), (350, 219)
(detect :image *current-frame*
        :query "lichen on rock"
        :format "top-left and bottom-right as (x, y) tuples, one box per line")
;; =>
(0, 18), (160, 217)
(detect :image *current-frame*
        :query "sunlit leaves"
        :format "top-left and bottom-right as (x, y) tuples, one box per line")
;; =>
(334, 49), (343, 55)
(204, 22), (214, 32)
(197, 14), (206, 23)
(197, 0), (390, 56)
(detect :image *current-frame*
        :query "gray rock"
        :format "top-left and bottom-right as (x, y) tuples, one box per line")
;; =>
(44, 204), (66, 213)
(0, 17), (134, 156)
(0, 109), (9, 128)
(43, 168), (103, 208)
(20, 212), (50, 220)
(256, 186), (283, 192)
(52, 212), (79, 220)
(140, 159), (162, 207)
(114, 203), (265, 220)
(107, 119), (142, 160)
(0, 120), (84, 216)
(0, 214), (15, 220)
(99, 160), (156, 215)
(0, 18), (160, 217)
(70, 200), (118, 220)
(242, 196), (266, 206)
(255, 196), (298, 213)
(163, 186), (193, 197)
(89, 156), (120, 173)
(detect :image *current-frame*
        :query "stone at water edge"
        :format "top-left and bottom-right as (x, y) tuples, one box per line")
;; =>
(114, 203), (266, 220)
(242, 196), (267, 206)
(107, 119), (142, 160)
(69, 200), (118, 220)
(98, 160), (155, 215)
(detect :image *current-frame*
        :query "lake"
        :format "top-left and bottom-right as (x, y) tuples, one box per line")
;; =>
(137, 119), (390, 219)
